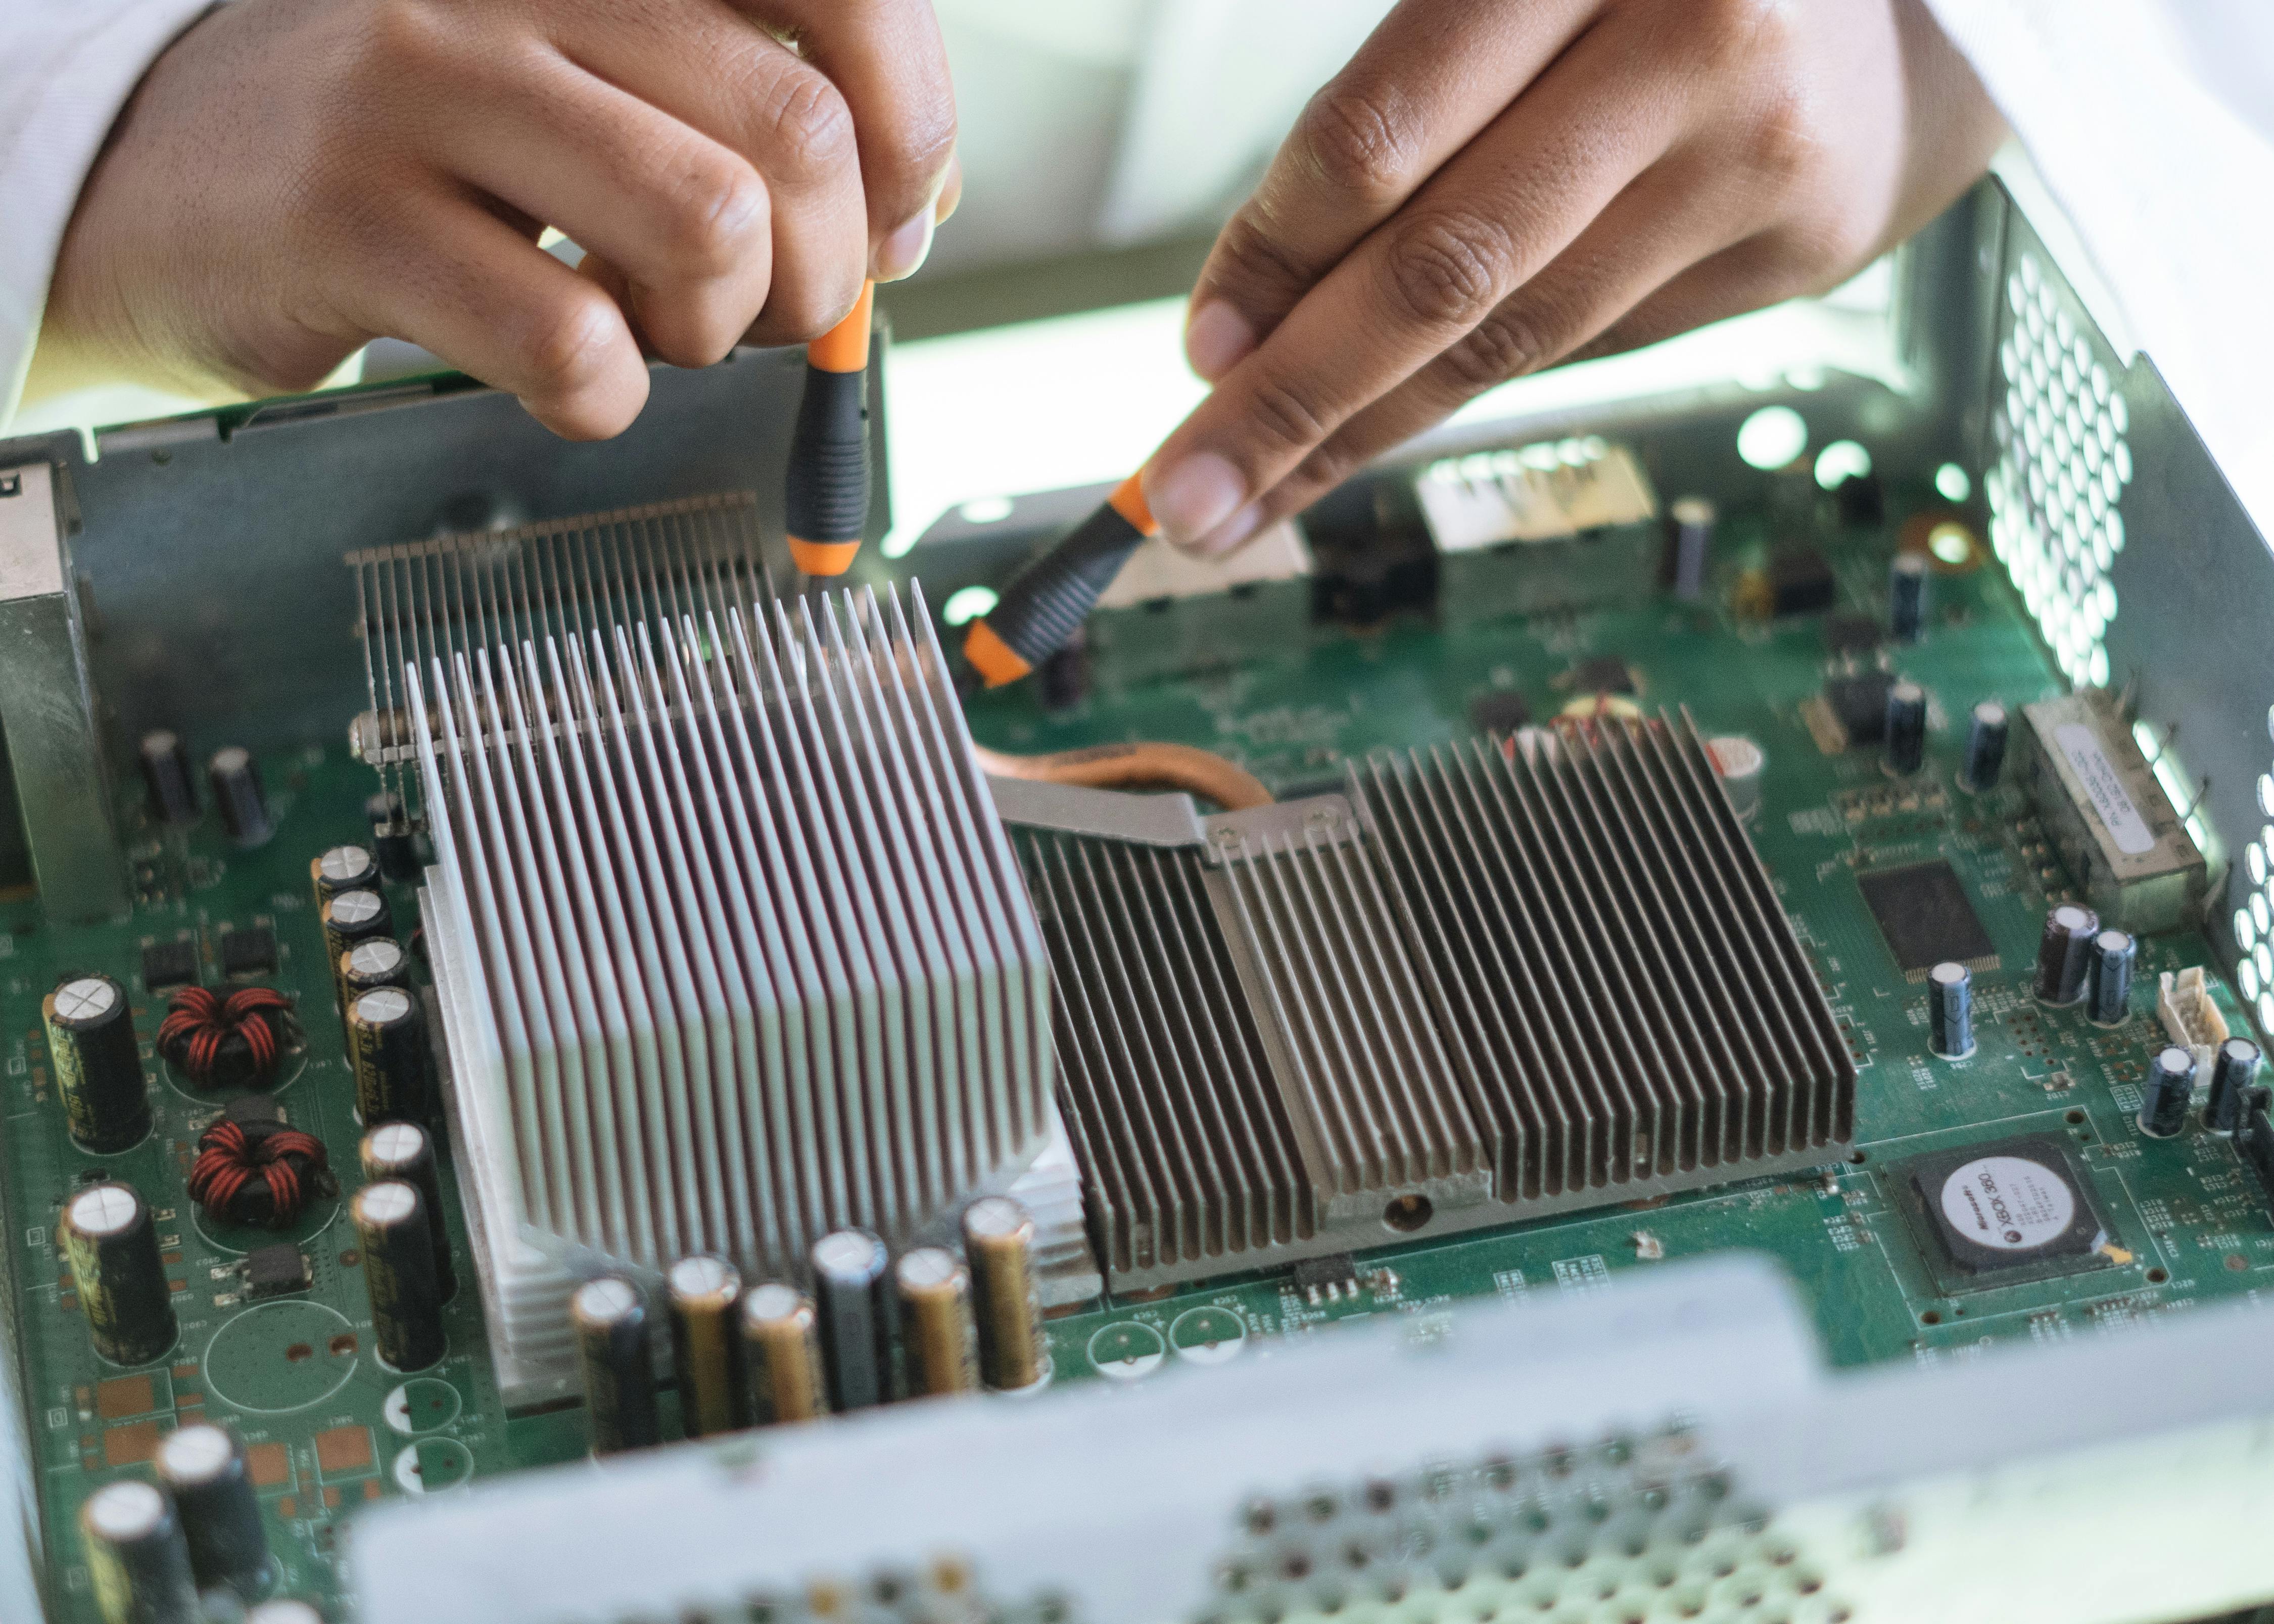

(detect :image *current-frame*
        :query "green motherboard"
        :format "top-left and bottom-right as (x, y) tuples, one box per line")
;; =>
(6, 467), (2263, 1622)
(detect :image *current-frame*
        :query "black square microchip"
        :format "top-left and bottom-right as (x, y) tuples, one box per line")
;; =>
(140, 938), (199, 991)
(1567, 656), (1636, 696)
(1824, 673), (1896, 746)
(1892, 1134), (2110, 1293)
(219, 925), (277, 976)
(244, 1244), (311, 1299)
(1822, 614), (1882, 656)
(1856, 860), (1996, 974)
(1768, 547), (1836, 615)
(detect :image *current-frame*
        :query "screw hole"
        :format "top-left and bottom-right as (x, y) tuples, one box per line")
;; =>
(1920, 1311), (1941, 1326)
(1383, 1194), (1434, 1232)
(2146, 1267), (2169, 1284)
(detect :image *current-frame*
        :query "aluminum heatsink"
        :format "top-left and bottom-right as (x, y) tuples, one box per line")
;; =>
(1002, 713), (1854, 1292)
(400, 571), (1052, 1396)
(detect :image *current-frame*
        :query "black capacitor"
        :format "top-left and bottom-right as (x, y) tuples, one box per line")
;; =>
(320, 889), (392, 986)
(2140, 1046), (2196, 1139)
(1881, 680), (1926, 777)
(359, 1122), (454, 1301)
(62, 1182), (177, 1368)
(1888, 552), (1929, 642)
(366, 791), (419, 883)
(310, 845), (379, 911)
(2207, 1037), (2263, 1134)
(351, 1180), (445, 1372)
(810, 1228), (893, 1411)
(347, 986), (430, 1124)
(340, 937), (411, 998)
(44, 974), (150, 1154)
(139, 732), (198, 827)
(207, 747), (272, 848)
(572, 1276), (660, 1455)
(1926, 962), (1974, 1059)
(1962, 700), (2009, 792)
(667, 1256), (744, 1438)
(2087, 929), (2136, 1025)
(155, 1423), (273, 1601)
(2032, 903), (2100, 1005)
(80, 1479), (198, 1624)
(1667, 496), (1715, 602)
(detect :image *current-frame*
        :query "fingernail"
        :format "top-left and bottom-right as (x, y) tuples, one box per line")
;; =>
(1184, 301), (1255, 380)
(1187, 502), (1263, 558)
(1144, 452), (1247, 547)
(877, 209), (935, 282)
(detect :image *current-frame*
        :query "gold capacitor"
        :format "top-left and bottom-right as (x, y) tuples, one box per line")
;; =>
(962, 1196), (1046, 1390)
(666, 1256), (744, 1438)
(894, 1247), (978, 1397)
(738, 1283), (827, 1424)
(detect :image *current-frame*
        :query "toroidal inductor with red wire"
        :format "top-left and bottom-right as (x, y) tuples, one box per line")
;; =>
(157, 986), (298, 1092)
(187, 1114), (334, 1229)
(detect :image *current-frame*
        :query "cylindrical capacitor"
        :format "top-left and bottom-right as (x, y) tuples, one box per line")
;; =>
(366, 791), (419, 883)
(962, 1196), (1046, 1391)
(894, 1248), (978, 1398)
(359, 1122), (454, 1301)
(2207, 1037), (2263, 1135)
(1888, 552), (1930, 642)
(740, 1284), (828, 1425)
(310, 845), (379, 912)
(1704, 735), (1765, 822)
(207, 747), (271, 848)
(2032, 904), (2100, 1005)
(62, 1182), (176, 1367)
(666, 1256), (744, 1438)
(1881, 680), (1926, 777)
(810, 1229), (893, 1411)
(1668, 496), (1715, 601)
(346, 986), (430, 1125)
(80, 1479), (198, 1624)
(45, 974), (150, 1153)
(351, 1181), (445, 1372)
(1962, 700), (2009, 792)
(572, 1277), (659, 1456)
(320, 889), (392, 987)
(2087, 929), (2136, 1026)
(154, 1423), (272, 1601)
(1926, 962), (1974, 1059)
(139, 732), (198, 827)
(340, 937), (411, 999)
(2140, 1046), (2196, 1138)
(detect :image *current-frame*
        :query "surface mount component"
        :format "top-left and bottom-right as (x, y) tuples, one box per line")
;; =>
(1856, 860), (1996, 976)
(1414, 440), (1661, 627)
(1765, 546), (1836, 616)
(402, 566), (1049, 1399)
(1822, 672), (1896, 748)
(242, 1245), (312, 1300)
(138, 938), (199, 992)
(217, 925), (277, 977)
(1010, 712), (1854, 1292)
(1891, 1134), (2110, 1293)
(2014, 693), (2207, 934)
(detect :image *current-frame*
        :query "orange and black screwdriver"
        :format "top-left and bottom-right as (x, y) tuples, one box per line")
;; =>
(962, 473), (1160, 687)
(785, 280), (876, 579)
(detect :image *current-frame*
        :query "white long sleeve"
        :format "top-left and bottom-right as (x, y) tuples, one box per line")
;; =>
(0, 0), (217, 428)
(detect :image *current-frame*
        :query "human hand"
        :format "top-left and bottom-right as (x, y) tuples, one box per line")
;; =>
(1142, 0), (2004, 554)
(33, 0), (958, 438)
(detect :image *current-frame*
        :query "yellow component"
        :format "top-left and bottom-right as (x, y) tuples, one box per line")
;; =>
(961, 619), (1033, 688)
(1107, 471), (1159, 536)
(806, 283), (874, 374)
(786, 537), (861, 577)
(970, 741), (1272, 811)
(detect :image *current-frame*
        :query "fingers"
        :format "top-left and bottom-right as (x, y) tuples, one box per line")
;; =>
(433, 57), (773, 369)
(1143, 20), (1689, 551)
(1181, 0), (1598, 380)
(353, 196), (650, 440)
(547, 0), (868, 344)
(755, 0), (959, 281)
(1181, 170), (1749, 557)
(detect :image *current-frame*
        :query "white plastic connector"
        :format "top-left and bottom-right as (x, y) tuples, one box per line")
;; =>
(2158, 967), (2229, 1079)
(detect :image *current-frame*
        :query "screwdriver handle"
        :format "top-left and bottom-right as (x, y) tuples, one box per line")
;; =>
(786, 281), (875, 578)
(963, 474), (1158, 687)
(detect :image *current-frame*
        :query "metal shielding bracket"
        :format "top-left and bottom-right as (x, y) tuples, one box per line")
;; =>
(0, 463), (125, 921)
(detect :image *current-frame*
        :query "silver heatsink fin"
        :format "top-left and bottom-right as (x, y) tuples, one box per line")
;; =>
(1005, 712), (1855, 1292)
(406, 582), (1052, 1396)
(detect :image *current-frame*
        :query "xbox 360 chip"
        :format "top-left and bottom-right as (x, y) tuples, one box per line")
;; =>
(1892, 1133), (2111, 1294)
(1856, 859), (1996, 974)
